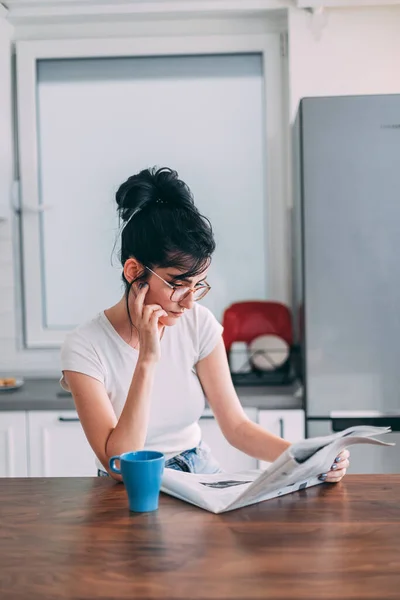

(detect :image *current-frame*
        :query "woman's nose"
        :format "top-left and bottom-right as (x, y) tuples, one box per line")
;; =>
(179, 291), (195, 310)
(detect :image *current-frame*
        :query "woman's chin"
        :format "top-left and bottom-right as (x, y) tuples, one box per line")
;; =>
(159, 314), (180, 326)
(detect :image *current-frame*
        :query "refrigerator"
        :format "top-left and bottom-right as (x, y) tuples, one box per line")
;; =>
(292, 95), (400, 474)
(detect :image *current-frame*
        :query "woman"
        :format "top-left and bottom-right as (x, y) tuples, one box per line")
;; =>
(61, 167), (349, 481)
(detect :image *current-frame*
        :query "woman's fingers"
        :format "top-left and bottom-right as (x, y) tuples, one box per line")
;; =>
(132, 282), (149, 316)
(142, 304), (167, 324)
(324, 467), (347, 483)
(318, 450), (351, 483)
(130, 281), (167, 325)
(330, 458), (350, 472)
(335, 449), (350, 462)
(324, 458), (350, 481)
(149, 309), (168, 326)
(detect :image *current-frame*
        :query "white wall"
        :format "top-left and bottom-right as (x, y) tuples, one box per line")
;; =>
(288, 6), (400, 122)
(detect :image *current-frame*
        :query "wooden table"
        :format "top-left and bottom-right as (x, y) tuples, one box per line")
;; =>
(1, 476), (400, 600)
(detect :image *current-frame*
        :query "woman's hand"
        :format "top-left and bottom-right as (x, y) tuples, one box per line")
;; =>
(132, 283), (167, 363)
(319, 449), (350, 483)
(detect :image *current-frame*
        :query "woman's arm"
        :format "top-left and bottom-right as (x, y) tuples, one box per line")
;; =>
(64, 284), (167, 481)
(64, 358), (156, 481)
(196, 338), (290, 463)
(197, 338), (351, 479)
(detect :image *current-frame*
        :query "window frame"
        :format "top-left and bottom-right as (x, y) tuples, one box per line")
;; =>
(16, 33), (287, 347)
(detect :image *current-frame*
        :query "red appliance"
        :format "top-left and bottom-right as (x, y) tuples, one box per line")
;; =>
(222, 301), (293, 353)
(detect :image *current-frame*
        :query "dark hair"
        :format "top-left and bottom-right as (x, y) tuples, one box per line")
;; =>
(116, 166), (215, 323)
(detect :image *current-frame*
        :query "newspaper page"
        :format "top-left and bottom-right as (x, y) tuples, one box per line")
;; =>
(160, 425), (394, 513)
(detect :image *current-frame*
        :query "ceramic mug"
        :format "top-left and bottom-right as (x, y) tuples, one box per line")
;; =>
(109, 450), (165, 512)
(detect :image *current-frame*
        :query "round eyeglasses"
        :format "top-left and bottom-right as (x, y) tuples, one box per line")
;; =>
(144, 266), (211, 302)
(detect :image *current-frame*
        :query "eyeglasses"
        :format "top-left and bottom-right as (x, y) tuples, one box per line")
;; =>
(144, 266), (211, 302)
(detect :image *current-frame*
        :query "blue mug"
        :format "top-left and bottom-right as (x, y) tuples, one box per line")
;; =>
(109, 450), (165, 513)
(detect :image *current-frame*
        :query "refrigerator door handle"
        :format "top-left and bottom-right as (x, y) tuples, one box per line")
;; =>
(331, 415), (400, 433)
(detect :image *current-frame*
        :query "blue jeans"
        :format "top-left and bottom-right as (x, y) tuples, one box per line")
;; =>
(164, 441), (222, 474)
(97, 441), (222, 477)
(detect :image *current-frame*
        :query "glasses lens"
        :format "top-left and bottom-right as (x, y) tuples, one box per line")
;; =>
(193, 287), (209, 301)
(171, 286), (209, 302)
(171, 287), (190, 302)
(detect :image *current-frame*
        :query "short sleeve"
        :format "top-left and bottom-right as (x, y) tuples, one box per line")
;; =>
(196, 305), (224, 362)
(60, 330), (105, 391)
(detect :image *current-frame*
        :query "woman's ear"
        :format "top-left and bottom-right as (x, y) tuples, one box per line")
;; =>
(123, 258), (144, 284)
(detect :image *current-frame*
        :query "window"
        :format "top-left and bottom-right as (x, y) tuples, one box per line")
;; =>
(16, 36), (285, 347)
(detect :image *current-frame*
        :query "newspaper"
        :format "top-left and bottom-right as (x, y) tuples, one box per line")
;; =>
(160, 425), (394, 513)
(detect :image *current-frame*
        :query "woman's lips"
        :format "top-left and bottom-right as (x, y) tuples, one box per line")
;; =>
(169, 311), (184, 317)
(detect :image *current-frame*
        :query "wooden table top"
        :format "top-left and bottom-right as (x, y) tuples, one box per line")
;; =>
(1, 475), (400, 600)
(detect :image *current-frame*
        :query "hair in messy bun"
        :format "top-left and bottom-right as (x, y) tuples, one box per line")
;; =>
(115, 167), (215, 315)
(116, 167), (195, 222)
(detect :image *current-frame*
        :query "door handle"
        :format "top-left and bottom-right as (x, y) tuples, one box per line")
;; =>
(279, 418), (284, 438)
(58, 416), (80, 422)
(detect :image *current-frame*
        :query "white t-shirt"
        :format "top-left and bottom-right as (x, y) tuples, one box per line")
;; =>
(60, 303), (223, 468)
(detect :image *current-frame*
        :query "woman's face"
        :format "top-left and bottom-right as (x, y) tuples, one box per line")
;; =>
(127, 261), (209, 327)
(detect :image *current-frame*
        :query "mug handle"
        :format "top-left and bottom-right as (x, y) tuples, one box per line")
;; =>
(109, 456), (122, 474)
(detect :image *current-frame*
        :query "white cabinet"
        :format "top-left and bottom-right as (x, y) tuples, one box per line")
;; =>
(258, 409), (305, 442)
(258, 409), (305, 469)
(200, 408), (258, 472)
(28, 411), (96, 477)
(0, 412), (28, 477)
(0, 405), (304, 477)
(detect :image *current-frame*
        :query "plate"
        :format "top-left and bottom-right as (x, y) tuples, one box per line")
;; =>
(249, 335), (289, 371)
(0, 378), (24, 391)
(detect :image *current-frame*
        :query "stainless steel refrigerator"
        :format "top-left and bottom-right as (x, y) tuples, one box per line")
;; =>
(292, 95), (400, 473)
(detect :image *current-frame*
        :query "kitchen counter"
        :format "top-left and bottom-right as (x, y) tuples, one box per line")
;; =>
(0, 377), (303, 411)
(1, 475), (399, 600)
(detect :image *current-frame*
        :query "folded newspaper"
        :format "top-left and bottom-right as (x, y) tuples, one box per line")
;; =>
(161, 425), (394, 513)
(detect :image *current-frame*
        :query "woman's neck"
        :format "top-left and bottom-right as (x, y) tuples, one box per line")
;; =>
(104, 298), (140, 349)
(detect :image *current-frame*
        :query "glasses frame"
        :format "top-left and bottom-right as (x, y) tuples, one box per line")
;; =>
(144, 266), (211, 302)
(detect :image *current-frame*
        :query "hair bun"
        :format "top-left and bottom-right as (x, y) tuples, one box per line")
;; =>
(116, 169), (158, 223)
(116, 167), (194, 223)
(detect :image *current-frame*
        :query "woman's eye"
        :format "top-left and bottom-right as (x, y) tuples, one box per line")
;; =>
(171, 282), (205, 288)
